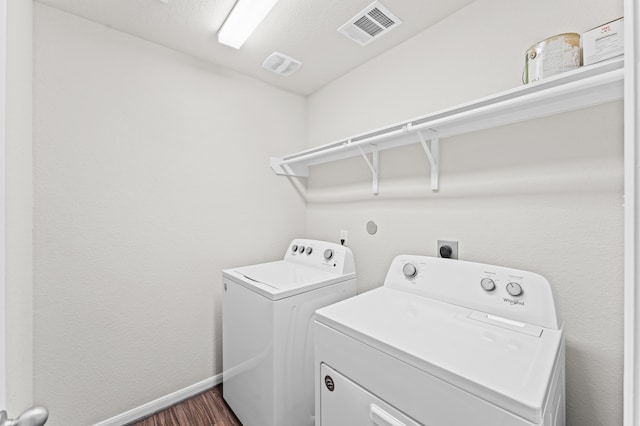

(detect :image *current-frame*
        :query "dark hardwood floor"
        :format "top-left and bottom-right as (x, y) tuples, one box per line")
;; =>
(129, 385), (242, 426)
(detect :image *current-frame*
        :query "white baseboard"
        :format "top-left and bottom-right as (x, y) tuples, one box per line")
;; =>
(93, 374), (223, 426)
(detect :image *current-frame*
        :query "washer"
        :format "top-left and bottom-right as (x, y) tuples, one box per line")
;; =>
(222, 239), (357, 426)
(315, 255), (565, 426)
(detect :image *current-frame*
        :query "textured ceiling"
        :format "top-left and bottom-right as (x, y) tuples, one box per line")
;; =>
(35, 0), (476, 95)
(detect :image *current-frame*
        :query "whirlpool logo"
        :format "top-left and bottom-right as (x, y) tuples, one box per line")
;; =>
(503, 297), (525, 306)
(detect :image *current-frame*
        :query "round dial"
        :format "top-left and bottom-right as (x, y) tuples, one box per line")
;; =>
(292, 244), (298, 252)
(298, 246), (306, 253)
(506, 282), (523, 297)
(480, 278), (496, 291)
(305, 247), (313, 255)
(402, 263), (417, 278)
(323, 249), (334, 260)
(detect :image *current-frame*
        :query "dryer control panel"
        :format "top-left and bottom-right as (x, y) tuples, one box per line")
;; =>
(285, 239), (355, 276)
(385, 255), (561, 330)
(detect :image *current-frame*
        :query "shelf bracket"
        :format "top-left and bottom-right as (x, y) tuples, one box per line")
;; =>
(357, 145), (379, 195)
(269, 157), (309, 177)
(416, 128), (439, 191)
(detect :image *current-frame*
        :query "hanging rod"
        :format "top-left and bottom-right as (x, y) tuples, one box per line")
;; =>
(270, 57), (624, 193)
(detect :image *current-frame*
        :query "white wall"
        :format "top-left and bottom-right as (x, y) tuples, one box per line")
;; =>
(306, 0), (624, 425)
(31, 0), (628, 424)
(5, 0), (33, 415)
(33, 4), (306, 425)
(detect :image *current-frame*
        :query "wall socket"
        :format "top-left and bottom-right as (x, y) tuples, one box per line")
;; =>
(437, 240), (459, 259)
(340, 230), (348, 246)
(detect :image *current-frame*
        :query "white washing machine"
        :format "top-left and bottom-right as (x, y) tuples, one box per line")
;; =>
(222, 238), (357, 426)
(315, 255), (565, 426)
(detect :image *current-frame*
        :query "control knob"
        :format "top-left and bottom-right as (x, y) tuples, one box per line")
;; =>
(506, 282), (523, 297)
(306, 247), (313, 255)
(324, 249), (334, 260)
(480, 278), (496, 291)
(291, 244), (298, 252)
(402, 263), (417, 279)
(298, 246), (305, 253)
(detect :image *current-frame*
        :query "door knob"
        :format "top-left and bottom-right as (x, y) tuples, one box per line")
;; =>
(0, 406), (48, 426)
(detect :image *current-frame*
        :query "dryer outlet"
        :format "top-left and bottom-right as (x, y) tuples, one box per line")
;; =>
(437, 240), (458, 259)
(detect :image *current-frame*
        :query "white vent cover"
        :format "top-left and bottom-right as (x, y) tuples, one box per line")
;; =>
(338, 1), (402, 46)
(262, 52), (302, 76)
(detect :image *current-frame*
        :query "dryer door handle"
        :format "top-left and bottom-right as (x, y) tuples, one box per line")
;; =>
(370, 404), (406, 426)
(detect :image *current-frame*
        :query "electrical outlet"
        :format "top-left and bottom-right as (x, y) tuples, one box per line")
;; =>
(437, 240), (459, 259)
(340, 230), (348, 246)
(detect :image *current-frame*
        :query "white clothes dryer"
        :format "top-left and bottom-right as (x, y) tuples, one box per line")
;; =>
(315, 255), (565, 426)
(222, 239), (357, 426)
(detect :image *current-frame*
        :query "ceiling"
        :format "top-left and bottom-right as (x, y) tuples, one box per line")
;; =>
(35, 0), (476, 95)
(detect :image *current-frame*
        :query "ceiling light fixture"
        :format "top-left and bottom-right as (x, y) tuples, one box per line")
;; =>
(217, 0), (280, 49)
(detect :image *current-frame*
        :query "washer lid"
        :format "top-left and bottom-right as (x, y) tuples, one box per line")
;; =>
(315, 287), (563, 424)
(223, 261), (355, 300)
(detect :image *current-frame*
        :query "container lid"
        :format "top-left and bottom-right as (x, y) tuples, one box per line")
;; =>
(223, 261), (354, 300)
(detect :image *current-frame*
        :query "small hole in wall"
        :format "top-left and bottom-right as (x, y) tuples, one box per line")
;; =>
(366, 220), (378, 235)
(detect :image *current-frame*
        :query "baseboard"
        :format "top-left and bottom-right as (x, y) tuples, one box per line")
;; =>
(93, 374), (223, 426)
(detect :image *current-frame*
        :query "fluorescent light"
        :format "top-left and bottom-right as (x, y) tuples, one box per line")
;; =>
(218, 0), (280, 49)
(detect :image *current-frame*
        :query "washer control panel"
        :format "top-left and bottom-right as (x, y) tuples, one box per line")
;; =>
(385, 255), (560, 330)
(285, 239), (355, 275)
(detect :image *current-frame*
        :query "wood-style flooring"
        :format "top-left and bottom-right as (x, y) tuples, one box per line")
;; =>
(130, 385), (242, 426)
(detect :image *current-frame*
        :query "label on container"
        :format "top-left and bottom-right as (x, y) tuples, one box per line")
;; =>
(583, 18), (624, 65)
(527, 36), (581, 83)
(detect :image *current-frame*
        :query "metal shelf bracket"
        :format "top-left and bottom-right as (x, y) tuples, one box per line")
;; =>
(357, 145), (379, 195)
(414, 127), (439, 191)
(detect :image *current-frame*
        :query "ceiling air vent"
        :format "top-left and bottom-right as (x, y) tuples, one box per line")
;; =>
(338, 1), (402, 46)
(262, 52), (302, 77)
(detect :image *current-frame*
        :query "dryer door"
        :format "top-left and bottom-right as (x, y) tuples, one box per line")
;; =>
(320, 364), (420, 426)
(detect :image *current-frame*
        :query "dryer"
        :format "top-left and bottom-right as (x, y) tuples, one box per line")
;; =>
(222, 239), (357, 426)
(315, 255), (564, 426)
